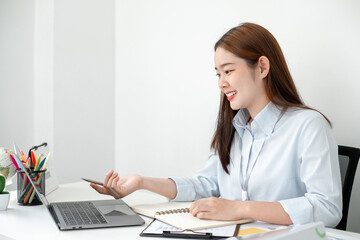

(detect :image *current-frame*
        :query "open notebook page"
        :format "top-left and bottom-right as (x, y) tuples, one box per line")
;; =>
(131, 201), (252, 231)
(156, 212), (252, 231)
(131, 202), (192, 218)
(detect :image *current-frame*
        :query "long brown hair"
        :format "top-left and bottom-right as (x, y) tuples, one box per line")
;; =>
(211, 23), (331, 174)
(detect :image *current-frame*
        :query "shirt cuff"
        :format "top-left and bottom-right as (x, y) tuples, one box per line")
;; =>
(168, 177), (196, 202)
(279, 197), (314, 225)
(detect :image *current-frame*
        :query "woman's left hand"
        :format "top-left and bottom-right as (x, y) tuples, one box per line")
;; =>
(189, 197), (244, 221)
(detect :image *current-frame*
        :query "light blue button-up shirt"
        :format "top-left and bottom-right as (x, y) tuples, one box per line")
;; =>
(170, 102), (342, 227)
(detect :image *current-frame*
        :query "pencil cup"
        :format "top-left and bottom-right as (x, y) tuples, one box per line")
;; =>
(17, 169), (46, 206)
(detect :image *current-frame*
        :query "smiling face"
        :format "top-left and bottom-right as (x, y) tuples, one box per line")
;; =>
(215, 47), (270, 118)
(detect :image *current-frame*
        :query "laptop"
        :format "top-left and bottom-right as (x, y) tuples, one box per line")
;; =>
(20, 164), (145, 230)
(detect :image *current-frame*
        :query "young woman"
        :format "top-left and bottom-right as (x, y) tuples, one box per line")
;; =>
(91, 23), (342, 227)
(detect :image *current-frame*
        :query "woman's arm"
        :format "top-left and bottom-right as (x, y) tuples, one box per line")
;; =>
(141, 176), (177, 199)
(189, 197), (292, 225)
(90, 170), (177, 199)
(241, 201), (292, 225)
(92, 153), (220, 201)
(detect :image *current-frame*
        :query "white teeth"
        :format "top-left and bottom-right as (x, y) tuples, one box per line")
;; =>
(226, 91), (237, 97)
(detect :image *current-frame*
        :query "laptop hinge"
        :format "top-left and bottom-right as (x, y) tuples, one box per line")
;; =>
(48, 204), (61, 226)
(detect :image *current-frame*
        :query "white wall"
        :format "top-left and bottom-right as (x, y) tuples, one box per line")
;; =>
(0, 0), (115, 185)
(115, 0), (360, 232)
(115, 0), (221, 178)
(0, 0), (35, 151)
(52, 0), (115, 183)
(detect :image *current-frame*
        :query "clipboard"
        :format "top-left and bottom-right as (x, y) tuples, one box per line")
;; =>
(140, 219), (240, 239)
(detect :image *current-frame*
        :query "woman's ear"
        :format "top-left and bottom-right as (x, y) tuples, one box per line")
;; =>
(257, 56), (270, 78)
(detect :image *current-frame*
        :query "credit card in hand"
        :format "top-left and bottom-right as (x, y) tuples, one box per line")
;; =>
(81, 178), (103, 186)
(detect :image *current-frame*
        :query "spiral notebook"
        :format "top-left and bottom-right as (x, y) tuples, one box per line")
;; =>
(131, 202), (252, 231)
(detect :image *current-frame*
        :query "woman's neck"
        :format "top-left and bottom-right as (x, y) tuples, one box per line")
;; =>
(248, 98), (271, 124)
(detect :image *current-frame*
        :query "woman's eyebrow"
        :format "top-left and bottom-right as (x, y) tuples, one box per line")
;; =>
(215, 63), (235, 70)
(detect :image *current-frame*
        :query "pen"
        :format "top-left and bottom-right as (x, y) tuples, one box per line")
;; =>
(19, 150), (27, 162)
(16, 148), (51, 205)
(34, 154), (42, 171)
(19, 181), (32, 199)
(40, 152), (51, 170)
(25, 168), (45, 203)
(13, 154), (25, 171)
(28, 178), (45, 203)
(24, 186), (34, 204)
(29, 155), (46, 179)
(36, 158), (46, 172)
(9, 154), (20, 171)
(28, 188), (37, 203)
(28, 152), (51, 203)
(28, 159), (48, 204)
(21, 150), (26, 159)
(31, 150), (36, 169)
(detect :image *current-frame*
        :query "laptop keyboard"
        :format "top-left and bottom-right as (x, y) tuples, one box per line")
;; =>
(57, 201), (108, 226)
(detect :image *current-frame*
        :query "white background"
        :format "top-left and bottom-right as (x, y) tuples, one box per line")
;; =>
(0, 0), (359, 232)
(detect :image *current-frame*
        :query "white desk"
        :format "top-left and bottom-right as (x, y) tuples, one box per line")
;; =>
(1, 182), (359, 240)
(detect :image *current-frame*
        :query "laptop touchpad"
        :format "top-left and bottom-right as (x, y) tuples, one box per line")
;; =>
(98, 205), (136, 216)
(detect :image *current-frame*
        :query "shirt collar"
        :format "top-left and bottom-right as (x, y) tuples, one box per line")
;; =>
(232, 102), (284, 137)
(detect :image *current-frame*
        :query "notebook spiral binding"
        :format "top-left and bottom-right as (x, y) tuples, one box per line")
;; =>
(155, 208), (190, 215)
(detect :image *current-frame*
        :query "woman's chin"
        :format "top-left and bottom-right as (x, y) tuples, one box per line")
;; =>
(230, 102), (242, 111)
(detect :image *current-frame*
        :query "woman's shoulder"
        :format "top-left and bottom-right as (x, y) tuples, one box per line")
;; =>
(283, 107), (329, 127)
(287, 107), (323, 117)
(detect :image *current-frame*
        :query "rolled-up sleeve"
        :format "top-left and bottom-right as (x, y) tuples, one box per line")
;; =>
(279, 116), (342, 227)
(169, 153), (220, 202)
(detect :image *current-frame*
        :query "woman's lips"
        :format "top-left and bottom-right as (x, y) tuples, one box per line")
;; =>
(226, 91), (237, 101)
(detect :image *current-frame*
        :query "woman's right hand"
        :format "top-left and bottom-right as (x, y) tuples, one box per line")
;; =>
(90, 170), (143, 199)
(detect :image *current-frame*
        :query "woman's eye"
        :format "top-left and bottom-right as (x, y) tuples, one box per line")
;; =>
(225, 70), (233, 74)
(216, 73), (220, 78)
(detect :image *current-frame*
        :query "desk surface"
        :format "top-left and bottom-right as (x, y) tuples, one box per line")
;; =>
(1, 182), (360, 240)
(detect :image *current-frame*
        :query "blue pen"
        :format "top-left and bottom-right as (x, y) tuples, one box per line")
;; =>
(13, 154), (25, 171)
(37, 157), (46, 170)
(30, 157), (46, 178)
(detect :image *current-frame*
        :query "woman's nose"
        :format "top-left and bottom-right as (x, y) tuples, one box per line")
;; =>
(218, 76), (228, 89)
